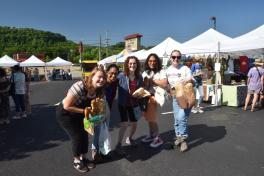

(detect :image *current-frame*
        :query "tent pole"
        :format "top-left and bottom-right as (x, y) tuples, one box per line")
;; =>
(214, 42), (221, 106)
(44, 65), (48, 82)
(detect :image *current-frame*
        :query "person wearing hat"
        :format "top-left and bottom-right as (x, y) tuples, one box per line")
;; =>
(191, 57), (204, 113)
(243, 59), (264, 112)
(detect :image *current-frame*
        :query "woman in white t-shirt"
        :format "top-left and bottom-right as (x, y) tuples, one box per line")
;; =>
(166, 50), (193, 152)
(141, 53), (167, 148)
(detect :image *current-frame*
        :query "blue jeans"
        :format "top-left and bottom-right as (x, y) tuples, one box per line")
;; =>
(13, 94), (25, 113)
(172, 98), (191, 138)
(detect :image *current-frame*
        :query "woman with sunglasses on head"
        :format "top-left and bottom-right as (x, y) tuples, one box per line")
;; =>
(56, 67), (108, 173)
(115, 56), (143, 155)
(166, 50), (193, 152)
(141, 53), (167, 148)
(105, 64), (119, 129)
(105, 64), (119, 110)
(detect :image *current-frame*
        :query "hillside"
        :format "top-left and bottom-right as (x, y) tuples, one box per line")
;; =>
(0, 26), (150, 63)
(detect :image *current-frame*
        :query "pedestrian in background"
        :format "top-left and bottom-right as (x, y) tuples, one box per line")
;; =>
(243, 59), (264, 112)
(191, 57), (204, 113)
(12, 65), (27, 119)
(0, 67), (11, 124)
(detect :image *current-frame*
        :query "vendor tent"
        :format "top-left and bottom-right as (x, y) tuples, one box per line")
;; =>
(0, 55), (18, 67)
(143, 37), (182, 59)
(46, 57), (72, 66)
(220, 24), (264, 56)
(234, 24), (264, 40)
(99, 49), (131, 65)
(117, 49), (146, 63)
(19, 55), (45, 67)
(98, 55), (117, 65)
(180, 28), (233, 54)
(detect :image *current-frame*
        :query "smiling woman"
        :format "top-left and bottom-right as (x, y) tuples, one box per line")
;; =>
(56, 66), (109, 173)
(166, 49), (193, 152)
(115, 56), (143, 155)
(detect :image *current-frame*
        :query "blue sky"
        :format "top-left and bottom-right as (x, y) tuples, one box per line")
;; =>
(0, 0), (263, 46)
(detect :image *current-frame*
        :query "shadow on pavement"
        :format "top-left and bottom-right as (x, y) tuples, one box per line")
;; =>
(0, 104), (69, 161)
(117, 124), (226, 162)
(188, 124), (227, 150)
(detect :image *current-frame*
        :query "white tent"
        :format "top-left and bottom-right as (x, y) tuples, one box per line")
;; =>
(98, 55), (117, 65)
(234, 24), (264, 40)
(220, 24), (264, 56)
(46, 57), (72, 66)
(117, 49), (146, 63)
(180, 28), (233, 54)
(0, 55), (18, 67)
(19, 55), (45, 67)
(143, 37), (182, 59)
(99, 49), (132, 65)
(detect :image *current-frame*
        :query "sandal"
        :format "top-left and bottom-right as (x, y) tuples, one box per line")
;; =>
(242, 107), (247, 111)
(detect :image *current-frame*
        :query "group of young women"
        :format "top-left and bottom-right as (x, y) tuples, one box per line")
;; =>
(56, 50), (193, 173)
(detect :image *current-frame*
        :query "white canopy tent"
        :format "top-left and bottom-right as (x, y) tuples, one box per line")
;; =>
(99, 49), (131, 65)
(19, 55), (45, 67)
(98, 55), (117, 65)
(116, 49), (146, 63)
(220, 24), (264, 56)
(142, 37), (182, 59)
(46, 57), (72, 66)
(180, 28), (233, 55)
(0, 55), (19, 67)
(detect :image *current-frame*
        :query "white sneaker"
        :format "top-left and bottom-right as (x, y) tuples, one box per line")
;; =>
(197, 107), (204, 113)
(150, 136), (163, 148)
(125, 137), (137, 147)
(21, 113), (27, 118)
(12, 115), (21, 120)
(141, 135), (154, 143)
(191, 108), (198, 113)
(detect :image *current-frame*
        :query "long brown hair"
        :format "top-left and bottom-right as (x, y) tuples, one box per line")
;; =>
(123, 56), (141, 78)
(83, 66), (107, 98)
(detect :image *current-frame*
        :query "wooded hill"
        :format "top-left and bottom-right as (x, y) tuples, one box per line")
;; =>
(0, 26), (149, 63)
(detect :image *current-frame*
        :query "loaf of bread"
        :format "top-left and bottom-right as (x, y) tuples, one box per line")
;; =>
(90, 98), (105, 116)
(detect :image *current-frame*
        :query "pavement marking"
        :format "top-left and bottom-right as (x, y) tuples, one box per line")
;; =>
(161, 111), (173, 115)
(54, 102), (61, 106)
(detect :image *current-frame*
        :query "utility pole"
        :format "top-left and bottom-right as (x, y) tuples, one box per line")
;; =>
(105, 30), (110, 57)
(99, 35), (102, 60)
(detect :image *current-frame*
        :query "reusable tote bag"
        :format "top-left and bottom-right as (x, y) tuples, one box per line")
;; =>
(98, 122), (112, 155)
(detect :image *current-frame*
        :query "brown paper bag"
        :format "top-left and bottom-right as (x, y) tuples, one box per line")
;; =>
(174, 83), (195, 109)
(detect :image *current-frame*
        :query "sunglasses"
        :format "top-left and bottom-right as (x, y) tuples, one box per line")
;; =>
(171, 56), (181, 60)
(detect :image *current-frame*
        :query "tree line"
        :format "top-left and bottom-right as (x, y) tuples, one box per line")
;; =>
(0, 26), (151, 63)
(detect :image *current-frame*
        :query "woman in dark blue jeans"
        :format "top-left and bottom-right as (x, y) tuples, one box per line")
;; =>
(115, 56), (143, 155)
